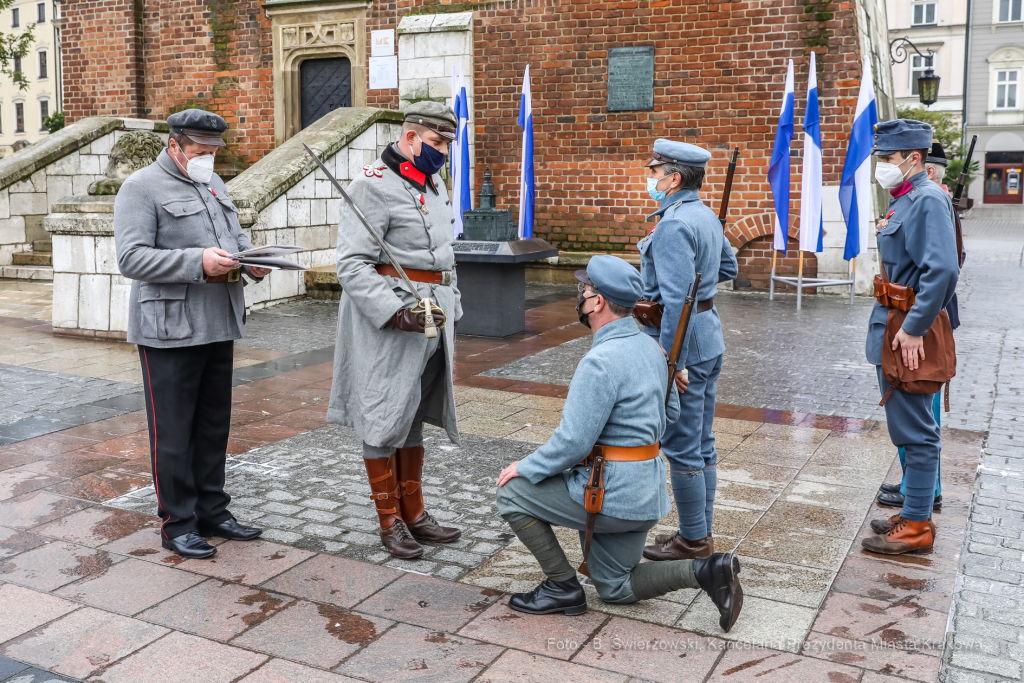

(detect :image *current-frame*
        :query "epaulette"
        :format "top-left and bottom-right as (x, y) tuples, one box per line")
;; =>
(362, 164), (386, 178)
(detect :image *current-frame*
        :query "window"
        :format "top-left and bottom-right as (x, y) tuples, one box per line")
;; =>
(997, 70), (1019, 108)
(36, 3), (43, 22)
(13, 55), (21, 75)
(910, 54), (935, 97)
(912, 1), (936, 25)
(38, 51), (45, 79)
(1000, 0), (1023, 21)
(39, 100), (47, 129)
(11, 7), (18, 27)
(15, 103), (24, 133)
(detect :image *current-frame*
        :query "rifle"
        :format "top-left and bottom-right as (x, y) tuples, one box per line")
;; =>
(951, 135), (976, 268)
(718, 147), (740, 228)
(665, 273), (702, 406)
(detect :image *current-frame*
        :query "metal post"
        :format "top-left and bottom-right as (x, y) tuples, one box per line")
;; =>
(796, 251), (804, 310)
(769, 249), (777, 300)
(849, 257), (857, 305)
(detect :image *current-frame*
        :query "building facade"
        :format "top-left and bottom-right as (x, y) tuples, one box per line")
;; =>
(0, 0), (60, 157)
(965, 0), (1024, 205)
(58, 0), (894, 291)
(887, 0), (967, 120)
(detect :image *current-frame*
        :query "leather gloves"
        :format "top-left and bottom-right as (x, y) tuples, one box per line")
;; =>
(387, 305), (446, 333)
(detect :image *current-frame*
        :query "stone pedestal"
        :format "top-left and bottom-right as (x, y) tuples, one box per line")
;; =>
(44, 195), (129, 340)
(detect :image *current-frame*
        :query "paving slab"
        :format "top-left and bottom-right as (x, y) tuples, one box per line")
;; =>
(0, 542), (123, 591)
(259, 554), (402, 608)
(0, 584), (79, 644)
(85, 630), (266, 683)
(54, 558), (205, 615)
(477, 649), (627, 683)
(235, 658), (361, 683)
(354, 573), (501, 632)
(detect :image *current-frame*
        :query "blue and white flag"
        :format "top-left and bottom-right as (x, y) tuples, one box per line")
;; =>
(767, 60), (795, 254)
(517, 65), (535, 239)
(458, 64), (472, 219)
(840, 55), (878, 260)
(799, 51), (823, 253)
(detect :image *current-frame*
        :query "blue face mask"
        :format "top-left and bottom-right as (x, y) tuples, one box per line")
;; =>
(646, 177), (667, 202)
(413, 135), (448, 176)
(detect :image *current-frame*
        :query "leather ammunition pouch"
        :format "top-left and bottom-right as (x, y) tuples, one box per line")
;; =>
(632, 298), (715, 329)
(873, 276), (915, 312)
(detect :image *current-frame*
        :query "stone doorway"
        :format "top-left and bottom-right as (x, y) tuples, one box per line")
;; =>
(300, 57), (352, 129)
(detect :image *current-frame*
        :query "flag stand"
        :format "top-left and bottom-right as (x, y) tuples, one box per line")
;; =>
(769, 249), (857, 309)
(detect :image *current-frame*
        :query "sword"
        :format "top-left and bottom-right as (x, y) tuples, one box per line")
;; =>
(303, 143), (438, 339)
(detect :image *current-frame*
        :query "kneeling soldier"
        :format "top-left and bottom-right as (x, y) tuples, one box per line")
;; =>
(495, 256), (743, 631)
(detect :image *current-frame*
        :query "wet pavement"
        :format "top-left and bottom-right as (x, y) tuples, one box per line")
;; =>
(0, 214), (1019, 681)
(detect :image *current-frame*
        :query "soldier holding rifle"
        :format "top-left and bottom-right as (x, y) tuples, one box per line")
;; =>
(635, 140), (739, 562)
(495, 256), (743, 631)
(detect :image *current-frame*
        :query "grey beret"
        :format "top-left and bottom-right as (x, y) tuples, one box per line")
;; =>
(404, 101), (457, 140)
(167, 109), (227, 147)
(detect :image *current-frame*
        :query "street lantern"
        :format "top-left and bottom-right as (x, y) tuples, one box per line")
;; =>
(889, 37), (941, 106)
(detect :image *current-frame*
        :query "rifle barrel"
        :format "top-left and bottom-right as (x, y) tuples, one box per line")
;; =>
(953, 135), (978, 209)
(718, 147), (740, 227)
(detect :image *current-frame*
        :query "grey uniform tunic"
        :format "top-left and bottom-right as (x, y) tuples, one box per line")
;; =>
(114, 150), (260, 348)
(327, 143), (463, 449)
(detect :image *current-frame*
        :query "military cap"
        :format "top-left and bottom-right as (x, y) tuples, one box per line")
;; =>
(574, 255), (643, 309)
(644, 139), (712, 169)
(166, 109), (227, 147)
(872, 119), (932, 156)
(404, 101), (457, 140)
(926, 139), (949, 167)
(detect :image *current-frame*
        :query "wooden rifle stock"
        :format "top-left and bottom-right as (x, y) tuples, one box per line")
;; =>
(951, 135), (977, 268)
(718, 147), (740, 228)
(665, 273), (702, 406)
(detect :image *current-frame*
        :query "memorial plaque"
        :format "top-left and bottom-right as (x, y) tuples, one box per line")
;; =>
(607, 46), (655, 112)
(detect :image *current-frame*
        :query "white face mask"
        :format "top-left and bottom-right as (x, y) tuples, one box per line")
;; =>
(172, 145), (215, 184)
(874, 155), (913, 190)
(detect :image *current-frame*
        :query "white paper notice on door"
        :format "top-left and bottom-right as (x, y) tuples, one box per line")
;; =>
(369, 56), (398, 90)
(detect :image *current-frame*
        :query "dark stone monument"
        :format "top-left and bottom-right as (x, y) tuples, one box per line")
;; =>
(607, 46), (655, 112)
(455, 167), (557, 337)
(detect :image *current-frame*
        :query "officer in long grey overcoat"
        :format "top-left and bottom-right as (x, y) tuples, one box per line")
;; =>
(114, 110), (268, 559)
(327, 102), (463, 559)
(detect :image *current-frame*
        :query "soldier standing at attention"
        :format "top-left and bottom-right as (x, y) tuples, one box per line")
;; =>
(496, 256), (743, 631)
(861, 120), (959, 555)
(114, 110), (270, 559)
(328, 102), (463, 560)
(637, 140), (739, 563)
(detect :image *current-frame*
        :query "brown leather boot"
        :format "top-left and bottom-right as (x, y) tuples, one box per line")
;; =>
(862, 517), (935, 555)
(643, 532), (713, 561)
(654, 532), (714, 553)
(364, 454), (422, 559)
(870, 514), (937, 537)
(396, 446), (461, 543)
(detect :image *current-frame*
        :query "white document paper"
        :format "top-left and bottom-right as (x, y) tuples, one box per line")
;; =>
(369, 56), (398, 90)
(237, 256), (308, 271)
(229, 245), (304, 259)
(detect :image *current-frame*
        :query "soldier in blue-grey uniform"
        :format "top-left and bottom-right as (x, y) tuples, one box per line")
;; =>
(495, 256), (743, 632)
(861, 119), (959, 555)
(115, 109), (270, 559)
(636, 140), (739, 563)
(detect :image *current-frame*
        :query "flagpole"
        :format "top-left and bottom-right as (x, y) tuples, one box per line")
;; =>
(797, 250), (804, 311)
(849, 257), (856, 305)
(769, 249), (778, 300)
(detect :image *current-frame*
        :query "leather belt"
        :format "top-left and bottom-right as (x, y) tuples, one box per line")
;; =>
(375, 263), (453, 286)
(696, 296), (714, 313)
(578, 442), (660, 578)
(207, 267), (241, 284)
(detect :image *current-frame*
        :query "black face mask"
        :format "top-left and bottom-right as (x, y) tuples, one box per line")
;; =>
(576, 292), (597, 329)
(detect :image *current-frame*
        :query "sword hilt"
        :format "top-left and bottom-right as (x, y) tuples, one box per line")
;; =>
(422, 297), (438, 339)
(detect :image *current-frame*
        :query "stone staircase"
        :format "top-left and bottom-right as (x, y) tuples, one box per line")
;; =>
(1, 240), (53, 280)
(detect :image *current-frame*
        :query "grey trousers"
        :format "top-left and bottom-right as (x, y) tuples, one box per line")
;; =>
(496, 475), (657, 604)
(363, 345), (446, 459)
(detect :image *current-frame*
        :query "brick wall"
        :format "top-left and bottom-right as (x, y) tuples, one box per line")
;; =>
(62, 0), (274, 177)
(735, 235), (819, 293)
(62, 0), (868, 238)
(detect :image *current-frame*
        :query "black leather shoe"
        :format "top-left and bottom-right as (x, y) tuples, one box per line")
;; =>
(198, 517), (263, 541)
(162, 531), (217, 559)
(876, 491), (942, 510)
(879, 483), (902, 495)
(693, 553), (743, 633)
(508, 577), (587, 616)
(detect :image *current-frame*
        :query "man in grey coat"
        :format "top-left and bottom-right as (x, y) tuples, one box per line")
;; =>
(114, 110), (269, 559)
(637, 139), (739, 563)
(328, 102), (463, 560)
